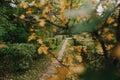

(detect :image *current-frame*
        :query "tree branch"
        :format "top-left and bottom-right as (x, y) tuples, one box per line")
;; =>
(13, 14), (66, 29)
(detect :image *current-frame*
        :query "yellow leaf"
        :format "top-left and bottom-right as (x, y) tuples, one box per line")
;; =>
(42, 5), (53, 17)
(98, 30), (102, 35)
(60, 0), (67, 8)
(29, 26), (34, 32)
(34, 3), (42, 8)
(66, 43), (71, 47)
(95, 43), (103, 55)
(19, 14), (25, 19)
(106, 44), (113, 50)
(41, 45), (48, 54)
(82, 47), (87, 53)
(62, 19), (67, 26)
(26, 8), (32, 14)
(38, 44), (48, 54)
(28, 33), (36, 41)
(59, 14), (67, 26)
(38, 45), (48, 55)
(38, 19), (46, 27)
(29, 1), (36, 6)
(37, 39), (43, 44)
(38, 47), (43, 54)
(113, 23), (118, 27)
(60, 9), (65, 15)
(106, 33), (114, 41)
(51, 16), (56, 22)
(74, 46), (82, 53)
(42, 10), (47, 17)
(103, 28), (109, 33)
(76, 55), (82, 63)
(20, 2), (28, 9)
(107, 17), (115, 24)
(29, 28), (34, 32)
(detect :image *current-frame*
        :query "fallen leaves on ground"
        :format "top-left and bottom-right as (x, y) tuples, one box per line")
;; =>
(49, 67), (69, 80)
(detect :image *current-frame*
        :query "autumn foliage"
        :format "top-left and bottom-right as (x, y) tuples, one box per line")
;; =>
(1, 0), (120, 80)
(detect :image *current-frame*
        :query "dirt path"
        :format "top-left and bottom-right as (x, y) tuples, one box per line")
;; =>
(39, 38), (72, 80)
(58, 38), (72, 60)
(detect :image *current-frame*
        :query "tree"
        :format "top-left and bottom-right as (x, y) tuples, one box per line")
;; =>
(1, 0), (120, 79)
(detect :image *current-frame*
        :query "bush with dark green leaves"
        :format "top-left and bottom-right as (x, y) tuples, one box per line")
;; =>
(0, 3), (30, 43)
(0, 43), (38, 71)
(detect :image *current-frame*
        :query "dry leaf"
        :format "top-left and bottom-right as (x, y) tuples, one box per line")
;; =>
(28, 33), (36, 41)
(76, 55), (82, 63)
(107, 17), (115, 24)
(95, 43), (103, 54)
(106, 44), (113, 50)
(106, 33), (114, 41)
(38, 45), (48, 54)
(103, 28), (109, 33)
(38, 19), (46, 27)
(34, 3), (42, 8)
(113, 23), (118, 27)
(26, 8), (32, 14)
(66, 43), (71, 47)
(19, 14), (25, 19)
(29, 1), (36, 6)
(20, 2), (28, 9)
(38, 47), (43, 54)
(29, 28), (34, 32)
(82, 47), (87, 53)
(37, 39), (43, 44)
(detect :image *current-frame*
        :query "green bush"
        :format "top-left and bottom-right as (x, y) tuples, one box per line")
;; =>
(44, 38), (56, 50)
(55, 35), (64, 46)
(0, 43), (38, 71)
(0, 5), (30, 43)
(3, 27), (30, 43)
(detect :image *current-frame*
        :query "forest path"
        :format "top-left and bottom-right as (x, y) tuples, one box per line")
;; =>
(39, 38), (72, 80)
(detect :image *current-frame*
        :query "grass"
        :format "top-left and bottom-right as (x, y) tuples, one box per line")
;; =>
(2, 55), (51, 80)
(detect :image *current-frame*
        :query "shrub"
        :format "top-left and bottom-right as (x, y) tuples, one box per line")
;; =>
(3, 27), (30, 43)
(55, 35), (64, 46)
(44, 38), (56, 50)
(0, 43), (38, 71)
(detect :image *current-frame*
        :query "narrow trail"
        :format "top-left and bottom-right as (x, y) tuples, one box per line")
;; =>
(58, 38), (72, 60)
(39, 38), (72, 80)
